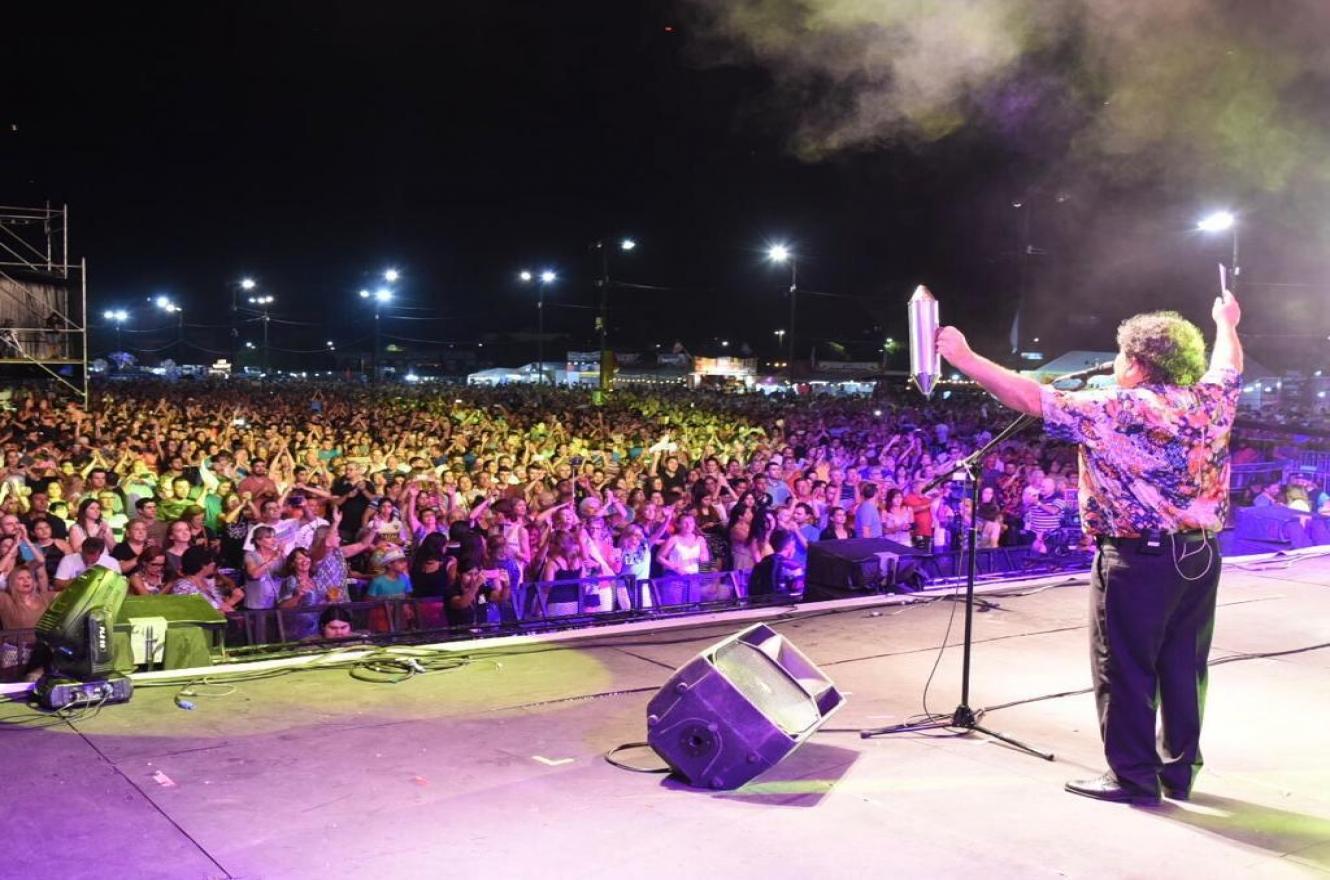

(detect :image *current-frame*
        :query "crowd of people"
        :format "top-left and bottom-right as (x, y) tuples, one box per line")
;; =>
(0, 379), (1316, 646)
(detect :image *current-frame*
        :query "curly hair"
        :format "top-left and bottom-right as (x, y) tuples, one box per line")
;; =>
(1116, 311), (1207, 386)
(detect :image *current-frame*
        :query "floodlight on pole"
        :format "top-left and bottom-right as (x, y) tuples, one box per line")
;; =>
(766, 243), (798, 378)
(1196, 211), (1235, 233)
(367, 289), (393, 380)
(383, 268), (400, 283)
(594, 236), (638, 391)
(520, 268), (556, 387)
(104, 309), (129, 354)
(243, 294), (277, 373)
(359, 288), (371, 299)
(240, 278), (256, 291)
(1197, 210), (1240, 288)
(155, 296), (184, 356)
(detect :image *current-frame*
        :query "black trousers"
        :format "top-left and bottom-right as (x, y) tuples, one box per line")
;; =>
(1089, 534), (1221, 795)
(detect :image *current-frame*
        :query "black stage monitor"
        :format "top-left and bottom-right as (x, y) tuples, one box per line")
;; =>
(646, 623), (844, 790)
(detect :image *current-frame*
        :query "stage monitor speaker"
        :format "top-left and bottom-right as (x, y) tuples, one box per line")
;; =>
(646, 623), (844, 790)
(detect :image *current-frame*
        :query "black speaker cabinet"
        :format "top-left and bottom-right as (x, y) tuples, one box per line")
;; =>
(646, 623), (844, 790)
(807, 537), (926, 592)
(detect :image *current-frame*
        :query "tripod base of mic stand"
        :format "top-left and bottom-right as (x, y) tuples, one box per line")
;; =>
(860, 704), (1056, 762)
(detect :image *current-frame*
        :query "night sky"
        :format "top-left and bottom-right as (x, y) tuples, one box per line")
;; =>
(6, 1), (1330, 371)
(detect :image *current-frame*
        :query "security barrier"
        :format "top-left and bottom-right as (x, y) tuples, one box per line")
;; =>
(221, 570), (756, 649)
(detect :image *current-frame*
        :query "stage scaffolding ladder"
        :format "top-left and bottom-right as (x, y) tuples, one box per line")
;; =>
(0, 203), (88, 406)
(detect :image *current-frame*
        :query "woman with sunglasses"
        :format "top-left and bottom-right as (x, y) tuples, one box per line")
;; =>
(129, 546), (169, 595)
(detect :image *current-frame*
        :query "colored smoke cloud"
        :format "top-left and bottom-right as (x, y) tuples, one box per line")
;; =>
(681, 0), (1330, 194)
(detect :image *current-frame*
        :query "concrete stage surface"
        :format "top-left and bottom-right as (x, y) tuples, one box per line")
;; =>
(4, 551), (1330, 880)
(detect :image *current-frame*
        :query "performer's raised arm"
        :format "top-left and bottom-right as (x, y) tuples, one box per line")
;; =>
(935, 326), (1043, 417)
(1210, 289), (1243, 375)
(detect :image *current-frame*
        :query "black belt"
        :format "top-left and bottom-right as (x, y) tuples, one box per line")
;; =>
(1096, 529), (1212, 551)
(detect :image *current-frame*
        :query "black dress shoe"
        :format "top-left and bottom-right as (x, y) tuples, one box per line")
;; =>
(1065, 774), (1160, 805)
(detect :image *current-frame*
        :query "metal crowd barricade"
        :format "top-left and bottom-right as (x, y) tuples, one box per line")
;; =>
(227, 598), (403, 646)
(523, 573), (633, 619)
(0, 627), (36, 682)
(215, 570), (756, 647)
(647, 570), (745, 612)
(1297, 451), (1330, 471)
(1230, 460), (1295, 504)
(6, 570), (768, 662)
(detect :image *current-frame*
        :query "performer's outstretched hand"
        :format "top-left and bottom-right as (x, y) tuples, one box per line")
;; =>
(935, 325), (973, 367)
(1213, 289), (1241, 328)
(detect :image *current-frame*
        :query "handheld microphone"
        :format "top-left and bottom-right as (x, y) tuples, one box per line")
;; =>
(908, 285), (940, 399)
(1053, 361), (1114, 385)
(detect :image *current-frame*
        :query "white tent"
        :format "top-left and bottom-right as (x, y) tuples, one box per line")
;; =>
(466, 362), (570, 386)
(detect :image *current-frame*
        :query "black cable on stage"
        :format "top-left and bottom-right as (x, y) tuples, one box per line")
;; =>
(0, 688), (112, 730)
(604, 741), (670, 774)
(916, 585), (963, 729)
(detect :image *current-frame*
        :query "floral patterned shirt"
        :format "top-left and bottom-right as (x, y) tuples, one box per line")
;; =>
(1040, 367), (1241, 537)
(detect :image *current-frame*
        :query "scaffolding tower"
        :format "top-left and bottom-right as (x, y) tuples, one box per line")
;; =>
(0, 203), (87, 405)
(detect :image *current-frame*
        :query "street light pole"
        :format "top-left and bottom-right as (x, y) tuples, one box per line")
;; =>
(520, 269), (556, 387)
(597, 242), (609, 391)
(155, 296), (183, 360)
(767, 244), (797, 380)
(1197, 210), (1240, 292)
(1231, 225), (1240, 291)
(788, 256), (798, 376)
(248, 293), (274, 374)
(593, 237), (635, 392)
(360, 287), (392, 381)
(103, 309), (128, 356)
(237, 278), (255, 364)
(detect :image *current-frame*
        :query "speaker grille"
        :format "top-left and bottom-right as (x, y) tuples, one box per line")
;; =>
(712, 640), (819, 736)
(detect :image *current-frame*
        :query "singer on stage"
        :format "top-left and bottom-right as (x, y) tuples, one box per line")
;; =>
(935, 290), (1243, 805)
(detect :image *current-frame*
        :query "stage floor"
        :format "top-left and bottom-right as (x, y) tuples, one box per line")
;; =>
(5, 551), (1330, 880)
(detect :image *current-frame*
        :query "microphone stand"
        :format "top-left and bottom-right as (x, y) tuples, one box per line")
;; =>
(861, 410), (1055, 761)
